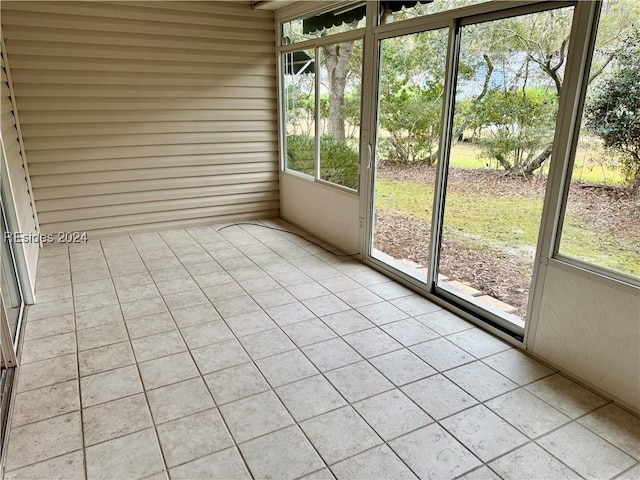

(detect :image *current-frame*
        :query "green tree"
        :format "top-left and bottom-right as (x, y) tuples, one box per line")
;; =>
(585, 27), (640, 192)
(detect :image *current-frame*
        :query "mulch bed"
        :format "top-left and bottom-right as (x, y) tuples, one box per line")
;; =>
(374, 162), (639, 317)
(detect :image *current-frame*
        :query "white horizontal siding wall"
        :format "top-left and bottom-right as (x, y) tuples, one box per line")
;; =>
(1, 44), (39, 297)
(1, 1), (279, 237)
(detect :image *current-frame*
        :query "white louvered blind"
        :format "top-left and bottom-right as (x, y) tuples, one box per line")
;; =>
(1, 1), (279, 237)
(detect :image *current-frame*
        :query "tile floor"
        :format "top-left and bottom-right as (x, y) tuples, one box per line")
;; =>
(4, 219), (639, 480)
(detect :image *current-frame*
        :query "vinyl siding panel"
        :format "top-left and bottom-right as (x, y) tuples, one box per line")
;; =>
(1, 47), (39, 295)
(1, 1), (279, 237)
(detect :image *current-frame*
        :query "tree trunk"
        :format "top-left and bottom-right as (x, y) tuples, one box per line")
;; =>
(321, 40), (355, 143)
(523, 143), (553, 175)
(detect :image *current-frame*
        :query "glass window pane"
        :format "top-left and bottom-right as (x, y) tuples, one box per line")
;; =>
(283, 49), (316, 177)
(379, 0), (489, 24)
(318, 39), (363, 190)
(282, 3), (366, 45)
(558, 0), (640, 279)
(437, 7), (575, 325)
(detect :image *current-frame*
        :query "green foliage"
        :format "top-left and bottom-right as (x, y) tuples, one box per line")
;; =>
(468, 87), (558, 173)
(286, 134), (359, 190)
(585, 27), (640, 189)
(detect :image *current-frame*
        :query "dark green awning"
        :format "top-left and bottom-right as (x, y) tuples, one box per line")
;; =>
(284, 51), (315, 75)
(303, 1), (434, 34)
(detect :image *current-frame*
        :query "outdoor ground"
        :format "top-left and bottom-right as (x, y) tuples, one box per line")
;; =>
(373, 153), (640, 317)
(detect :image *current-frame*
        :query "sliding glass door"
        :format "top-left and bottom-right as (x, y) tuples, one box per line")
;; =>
(371, 27), (449, 283)
(369, 2), (576, 334)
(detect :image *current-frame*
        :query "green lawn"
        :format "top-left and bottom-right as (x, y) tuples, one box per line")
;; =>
(376, 178), (640, 276)
(449, 143), (626, 185)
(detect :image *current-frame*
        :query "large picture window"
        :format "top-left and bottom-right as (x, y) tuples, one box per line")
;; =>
(557, 0), (640, 282)
(281, 8), (364, 191)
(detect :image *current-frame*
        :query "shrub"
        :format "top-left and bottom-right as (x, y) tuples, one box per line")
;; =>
(287, 134), (359, 190)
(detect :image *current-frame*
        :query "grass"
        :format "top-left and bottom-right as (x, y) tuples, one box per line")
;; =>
(375, 178), (640, 276)
(449, 143), (626, 185)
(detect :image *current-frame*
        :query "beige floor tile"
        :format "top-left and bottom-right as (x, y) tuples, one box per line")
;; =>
(170, 447), (250, 480)
(318, 276), (361, 294)
(444, 361), (518, 402)
(301, 406), (382, 465)
(35, 285), (73, 304)
(286, 282), (330, 301)
(415, 309), (474, 335)
(147, 377), (215, 424)
(486, 388), (571, 438)
(11, 380), (79, 427)
(131, 330), (186, 363)
(240, 425), (325, 480)
(441, 405), (529, 462)
(83, 393), (153, 446)
(4, 450), (84, 480)
(77, 321), (128, 351)
(489, 443), (581, 480)
(446, 328), (511, 358)
(126, 312), (177, 340)
(192, 339), (251, 374)
(353, 389), (432, 441)
(390, 423), (481, 480)
(538, 422), (636, 479)
(79, 341), (135, 376)
(27, 298), (74, 322)
(115, 282), (161, 305)
(155, 277), (199, 296)
(24, 314), (75, 341)
(213, 295), (261, 318)
(205, 363), (271, 405)
(456, 466), (502, 480)
(370, 349), (437, 386)
(86, 428), (165, 480)
(302, 338), (362, 372)
(483, 348), (554, 385)
(265, 301), (317, 327)
(75, 305), (123, 330)
(331, 445), (417, 480)
(382, 318), (439, 347)
(180, 320), (234, 349)
(252, 287), (297, 309)
(21, 332), (76, 365)
(335, 287), (383, 308)
(74, 289), (119, 313)
(16, 353), (77, 393)
(4, 412), (83, 471)
(321, 310), (374, 335)
(283, 319), (338, 347)
(255, 349), (319, 387)
(525, 374), (608, 419)
(367, 282), (414, 301)
(343, 328), (403, 359)
(163, 289), (210, 312)
(410, 337), (475, 371)
(220, 390), (294, 443)
(225, 310), (276, 337)
(121, 297), (167, 321)
(356, 301), (409, 326)
(325, 361), (394, 403)
(402, 374), (477, 420)
(390, 295), (441, 317)
(276, 375), (347, 422)
(303, 295), (351, 317)
(81, 364), (143, 407)
(578, 404), (640, 459)
(239, 328), (296, 360)
(139, 351), (200, 391)
(171, 303), (221, 328)
(616, 464), (640, 480)
(157, 409), (233, 468)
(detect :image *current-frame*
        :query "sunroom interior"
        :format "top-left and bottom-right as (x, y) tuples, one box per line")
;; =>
(0, 0), (638, 479)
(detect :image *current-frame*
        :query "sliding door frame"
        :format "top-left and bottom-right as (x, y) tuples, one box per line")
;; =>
(362, 0), (583, 340)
